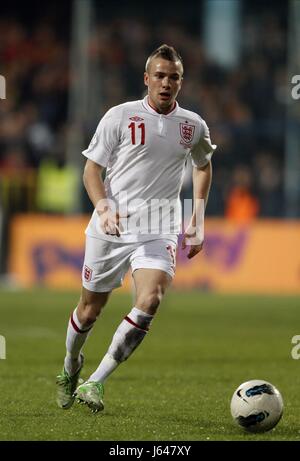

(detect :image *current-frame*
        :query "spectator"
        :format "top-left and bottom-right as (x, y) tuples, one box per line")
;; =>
(0, 1), (288, 217)
(225, 165), (259, 223)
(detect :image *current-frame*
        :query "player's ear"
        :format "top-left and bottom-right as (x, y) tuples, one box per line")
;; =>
(144, 72), (149, 87)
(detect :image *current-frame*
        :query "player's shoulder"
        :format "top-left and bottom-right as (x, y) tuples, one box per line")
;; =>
(176, 105), (206, 126)
(104, 100), (143, 119)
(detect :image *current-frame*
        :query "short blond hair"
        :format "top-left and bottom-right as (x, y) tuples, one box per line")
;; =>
(145, 44), (183, 74)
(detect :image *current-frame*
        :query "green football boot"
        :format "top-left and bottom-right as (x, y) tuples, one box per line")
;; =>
(56, 354), (84, 410)
(74, 381), (104, 413)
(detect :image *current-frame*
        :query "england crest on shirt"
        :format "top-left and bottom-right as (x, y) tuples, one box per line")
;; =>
(179, 122), (195, 144)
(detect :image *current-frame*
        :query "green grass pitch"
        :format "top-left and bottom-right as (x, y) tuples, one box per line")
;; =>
(0, 288), (299, 441)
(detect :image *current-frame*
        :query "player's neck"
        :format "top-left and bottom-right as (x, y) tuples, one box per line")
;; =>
(147, 97), (176, 115)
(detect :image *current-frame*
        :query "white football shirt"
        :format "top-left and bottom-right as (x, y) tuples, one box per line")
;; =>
(82, 96), (216, 243)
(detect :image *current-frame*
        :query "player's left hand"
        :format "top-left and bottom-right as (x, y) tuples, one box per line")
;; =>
(181, 229), (204, 259)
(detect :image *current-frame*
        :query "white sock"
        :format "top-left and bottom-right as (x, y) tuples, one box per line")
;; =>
(88, 353), (119, 383)
(88, 307), (153, 383)
(64, 307), (93, 376)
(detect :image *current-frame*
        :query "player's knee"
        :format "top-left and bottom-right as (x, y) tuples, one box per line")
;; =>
(78, 302), (102, 327)
(136, 292), (162, 314)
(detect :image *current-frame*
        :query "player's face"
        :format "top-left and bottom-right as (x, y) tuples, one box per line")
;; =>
(144, 58), (183, 114)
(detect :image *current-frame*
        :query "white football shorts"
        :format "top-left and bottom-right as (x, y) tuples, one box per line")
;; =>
(82, 236), (178, 292)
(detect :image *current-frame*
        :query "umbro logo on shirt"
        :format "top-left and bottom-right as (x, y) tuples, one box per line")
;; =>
(129, 116), (144, 122)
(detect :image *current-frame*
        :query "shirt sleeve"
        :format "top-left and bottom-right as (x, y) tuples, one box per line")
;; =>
(190, 119), (217, 168)
(82, 109), (120, 167)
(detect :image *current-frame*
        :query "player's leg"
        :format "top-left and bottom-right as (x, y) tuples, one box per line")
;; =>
(83, 238), (176, 383)
(64, 287), (111, 377)
(56, 234), (129, 410)
(103, 268), (172, 365)
(56, 287), (110, 410)
(73, 239), (134, 411)
(75, 268), (172, 412)
(133, 268), (172, 315)
(75, 239), (176, 412)
(88, 268), (172, 378)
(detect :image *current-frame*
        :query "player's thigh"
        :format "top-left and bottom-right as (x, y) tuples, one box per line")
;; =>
(76, 287), (111, 324)
(133, 268), (172, 298)
(130, 239), (177, 313)
(80, 286), (111, 309)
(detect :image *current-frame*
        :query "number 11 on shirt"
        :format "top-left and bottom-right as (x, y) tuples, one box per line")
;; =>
(128, 122), (145, 145)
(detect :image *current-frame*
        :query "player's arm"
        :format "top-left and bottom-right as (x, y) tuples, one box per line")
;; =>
(83, 159), (122, 236)
(182, 160), (212, 259)
(192, 159), (212, 209)
(83, 159), (106, 207)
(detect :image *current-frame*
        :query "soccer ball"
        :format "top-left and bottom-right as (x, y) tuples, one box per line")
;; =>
(230, 379), (284, 433)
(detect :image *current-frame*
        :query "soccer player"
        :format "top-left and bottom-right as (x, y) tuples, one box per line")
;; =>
(56, 44), (216, 413)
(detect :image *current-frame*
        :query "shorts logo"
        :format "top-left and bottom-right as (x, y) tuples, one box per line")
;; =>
(180, 123), (195, 144)
(84, 265), (93, 282)
(129, 116), (144, 122)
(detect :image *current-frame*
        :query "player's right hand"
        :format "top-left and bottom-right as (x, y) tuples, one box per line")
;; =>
(97, 208), (123, 237)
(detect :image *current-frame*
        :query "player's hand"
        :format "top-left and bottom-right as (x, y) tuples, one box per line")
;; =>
(181, 226), (204, 259)
(97, 208), (124, 237)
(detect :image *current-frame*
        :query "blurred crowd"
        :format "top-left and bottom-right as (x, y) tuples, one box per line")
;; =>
(0, 1), (288, 220)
